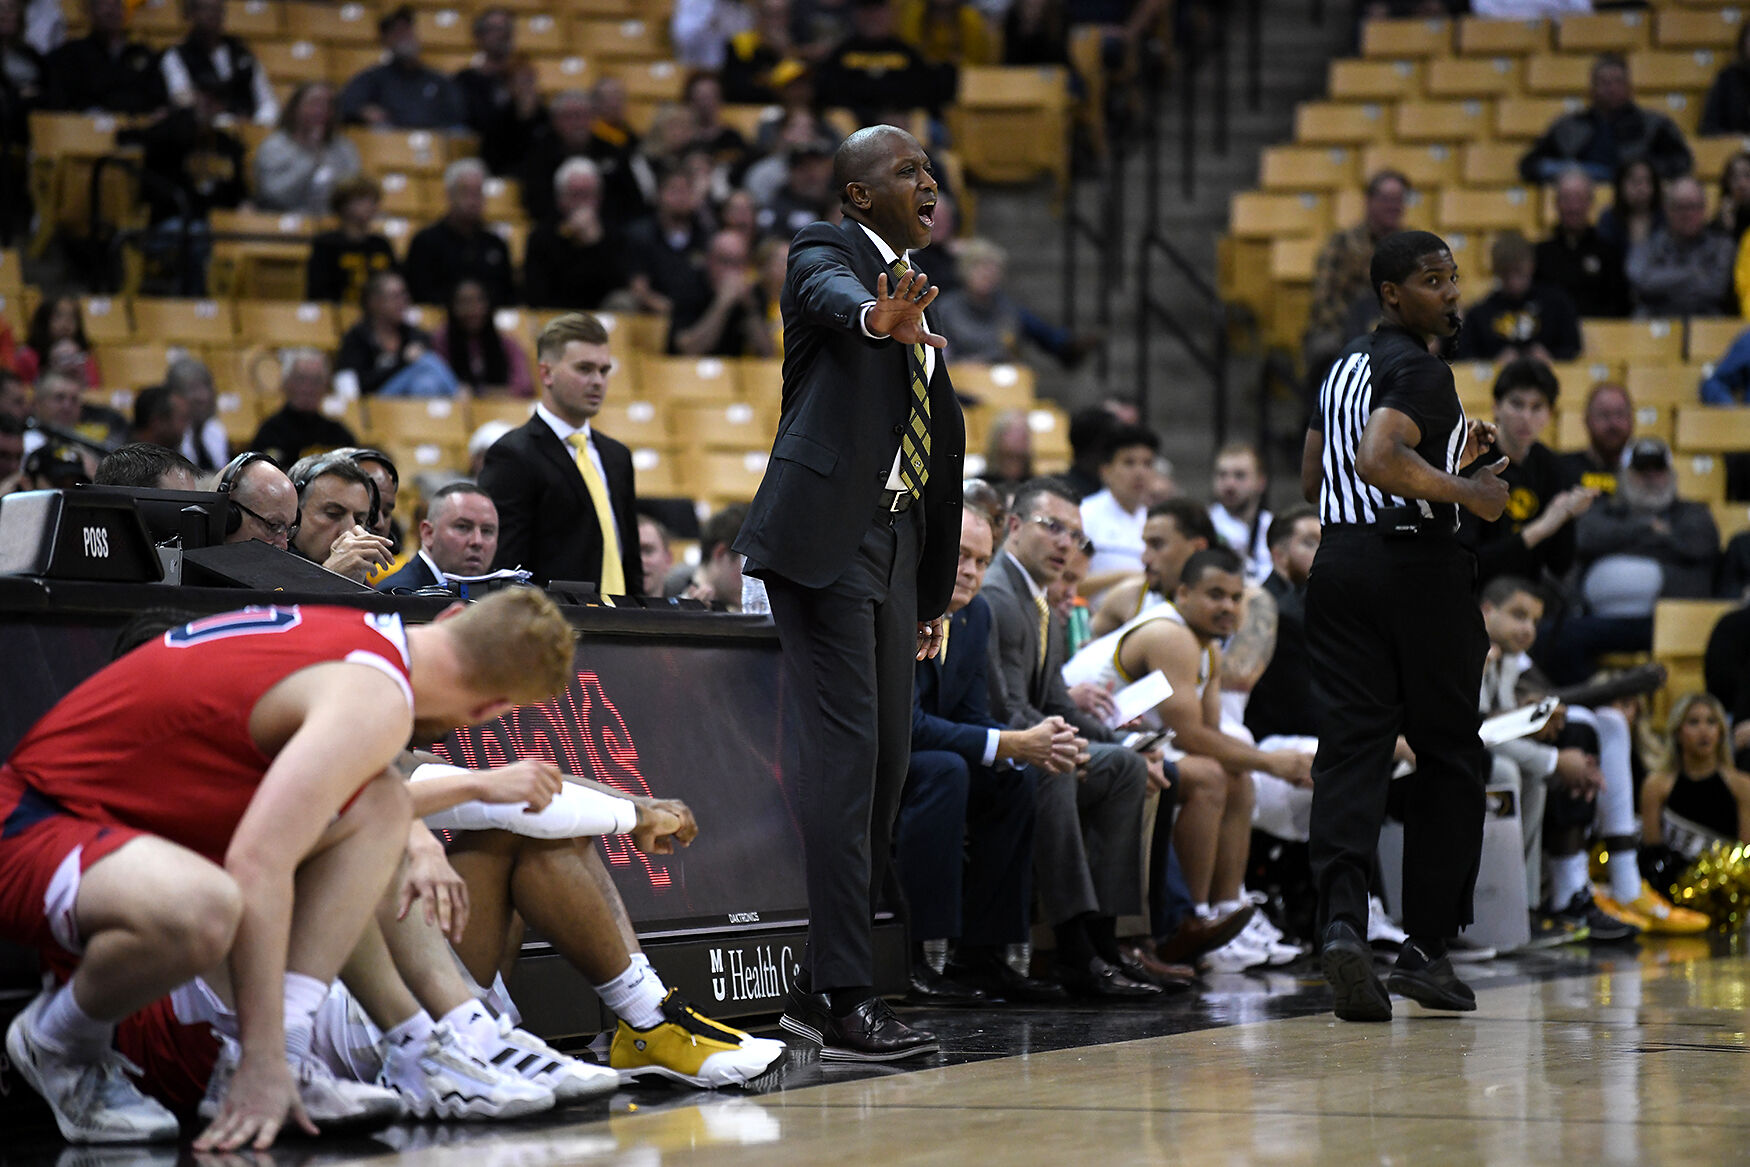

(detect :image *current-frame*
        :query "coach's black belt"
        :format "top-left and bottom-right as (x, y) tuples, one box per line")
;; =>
(878, 489), (918, 514)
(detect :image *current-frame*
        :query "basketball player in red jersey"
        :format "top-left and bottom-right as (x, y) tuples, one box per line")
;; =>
(0, 588), (576, 1150)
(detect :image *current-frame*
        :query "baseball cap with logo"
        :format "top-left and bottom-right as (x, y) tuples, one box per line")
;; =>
(1628, 436), (1672, 472)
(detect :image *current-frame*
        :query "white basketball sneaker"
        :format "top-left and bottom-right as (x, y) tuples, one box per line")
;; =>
(197, 1038), (402, 1129)
(471, 1013), (619, 1104)
(1238, 909), (1305, 967)
(5, 989), (179, 1144)
(1201, 932), (1270, 973)
(379, 1023), (555, 1120)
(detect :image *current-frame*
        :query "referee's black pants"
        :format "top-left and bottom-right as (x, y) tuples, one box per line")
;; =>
(763, 504), (922, 994)
(1305, 527), (1490, 940)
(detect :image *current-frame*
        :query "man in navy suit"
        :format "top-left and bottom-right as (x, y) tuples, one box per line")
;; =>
(735, 126), (965, 1060)
(376, 483), (499, 594)
(897, 506), (1077, 1005)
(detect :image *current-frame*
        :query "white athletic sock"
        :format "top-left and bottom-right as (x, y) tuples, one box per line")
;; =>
(440, 998), (499, 1058)
(1547, 852), (1590, 910)
(1609, 846), (1643, 903)
(35, 981), (115, 1060)
(384, 1010), (435, 1057)
(282, 972), (327, 1063)
(593, 959), (666, 1029)
(1194, 903), (1217, 921)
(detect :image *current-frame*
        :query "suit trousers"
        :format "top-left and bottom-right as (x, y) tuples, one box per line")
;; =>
(895, 751), (1038, 946)
(764, 505), (922, 992)
(1306, 528), (1490, 940)
(1033, 741), (1148, 926)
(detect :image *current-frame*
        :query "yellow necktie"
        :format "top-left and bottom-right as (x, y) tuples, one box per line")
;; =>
(565, 431), (626, 596)
(938, 616), (951, 667)
(888, 256), (930, 499)
(1034, 591), (1051, 672)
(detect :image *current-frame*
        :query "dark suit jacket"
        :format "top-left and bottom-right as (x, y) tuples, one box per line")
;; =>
(912, 596), (1006, 764)
(374, 554), (440, 594)
(733, 218), (964, 620)
(478, 415), (641, 591)
(981, 553), (1111, 742)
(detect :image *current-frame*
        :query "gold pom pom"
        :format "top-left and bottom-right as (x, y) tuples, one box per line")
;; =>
(1667, 842), (1750, 930)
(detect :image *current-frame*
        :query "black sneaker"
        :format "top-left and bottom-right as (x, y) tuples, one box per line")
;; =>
(1554, 888), (1640, 944)
(1386, 943), (1477, 1011)
(1524, 910), (1590, 950)
(817, 997), (939, 1062)
(1320, 921), (1391, 1022)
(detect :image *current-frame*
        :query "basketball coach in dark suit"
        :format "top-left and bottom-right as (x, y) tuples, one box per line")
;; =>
(734, 126), (965, 1061)
(479, 312), (642, 593)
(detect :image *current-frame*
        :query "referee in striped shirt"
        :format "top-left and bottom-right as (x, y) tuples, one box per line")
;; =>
(1299, 230), (1511, 1022)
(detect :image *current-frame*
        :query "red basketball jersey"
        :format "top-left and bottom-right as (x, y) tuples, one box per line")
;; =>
(0, 606), (413, 863)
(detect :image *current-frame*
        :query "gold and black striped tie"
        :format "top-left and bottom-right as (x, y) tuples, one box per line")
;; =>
(890, 256), (931, 499)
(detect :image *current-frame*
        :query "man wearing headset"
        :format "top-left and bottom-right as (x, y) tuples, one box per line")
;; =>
(218, 453), (300, 552)
(285, 453), (395, 583)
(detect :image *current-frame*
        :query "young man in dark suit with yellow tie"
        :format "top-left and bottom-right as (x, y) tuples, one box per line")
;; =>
(735, 125), (966, 1060)
(479, 313), (642, 593)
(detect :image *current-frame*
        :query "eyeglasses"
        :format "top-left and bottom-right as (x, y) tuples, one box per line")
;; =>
(1025, 514), (1087, 546)
(235, 499), (293, 541)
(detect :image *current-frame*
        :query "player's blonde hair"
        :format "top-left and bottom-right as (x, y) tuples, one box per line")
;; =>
(445, 587), (577, 704)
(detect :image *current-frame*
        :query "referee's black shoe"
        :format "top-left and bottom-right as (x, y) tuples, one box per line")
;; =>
(1386, 941), (1477, 1012)
(1320, 921), (1391, 1022)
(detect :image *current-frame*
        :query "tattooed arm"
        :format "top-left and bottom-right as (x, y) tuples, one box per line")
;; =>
(1220, 584), (1278, 694)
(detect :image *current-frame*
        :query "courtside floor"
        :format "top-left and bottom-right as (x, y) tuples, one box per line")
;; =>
(9, 938), (1750, 1166)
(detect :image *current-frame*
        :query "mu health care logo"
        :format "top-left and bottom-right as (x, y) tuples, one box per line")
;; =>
(434, 671), (672, 891)
(709, 942), (795, 1004)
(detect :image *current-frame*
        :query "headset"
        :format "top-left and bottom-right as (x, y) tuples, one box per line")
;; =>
(290, 453), (381, 532)
(217, 450), (280, 537)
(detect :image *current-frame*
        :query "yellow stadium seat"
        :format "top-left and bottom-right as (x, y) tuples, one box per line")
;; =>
(592, 400), (672, 448)
(670, 402), (775, 453)
(1425, 56), (1521, 100)
(0, 248), (22, 297)
(1585, 318), (1685, 363)
(376, 440), (470, 477)
(1451, 362), (1499, 415)
(695, 450), (768, 505)
(1629, 49), (1722, 94)
(1552, 406), (1669, 451)
(1547, 360), (1625, 403)
(1394, 99), (1491, 144)
(470, 397), (536, 429)
(1270, 236), (1321, 283)
(1330, 59), (1423, 101)
(251, 38), (328, 85)
(1714, 502), (1750, 542)
(1523, 54), (1592, 96)
(581, 17), (668, 61)
(1228, 191), (1331, 238)
(636, 355), (739, 404)
(78, 296), (132, 344)
(1673, 451), (1727, 502)
(1496, 96), (1580, 140)
(363, 396), (471, 447)
(952, 363), (1037, 412)
(235, 301), (340, 349)
(283, 1), (379, 44)
(1460, 142), (1527, 185)
(737, 357), (783, 411)
(1555, 11), (1651, 53)
(93, 343), (172, 391)
(412, 7), (472, 50)
(1260, 146), (1359, 192)
(512, 13), (569, 55)
(1028, 405), (1072, 465)
(1653, 598), (1737, 659)
(1623, 364), (1702, 409)
(131, 298), (237, 347)
(1674, 406), (1750, 453)
(226, 0), (282, 38)
(1456, 17), (1548, 57)
(1688, 316), (1748, 363)
(1436, 186), (1538, 233)
(1361, 143), (1460, 188)
(630, 446), (692, 498)
(348, 129), (455, 176)
(1692, 137), (1750, 184)
(329, 44), (389, 88)
(1361, 18), (1452, 59)
(530, 56), (595, 97)
(1654, 7), (1743, 51)
(374, 171), (429, 217)
(1294, 101), (1391, 146)
(1655, 91), (1703, 134)
(215, 384), (261, 447)
(950, 66), (1072, 188)
(1333, 184), (1428, 227)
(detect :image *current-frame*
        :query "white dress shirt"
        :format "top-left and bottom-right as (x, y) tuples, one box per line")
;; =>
(854, 222), (937, 491)
(1081, 488), (1146, 577)
(536, 402), (615, 518)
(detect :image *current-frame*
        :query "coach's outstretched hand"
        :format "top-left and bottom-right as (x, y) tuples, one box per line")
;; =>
(867, 270), (946, 349)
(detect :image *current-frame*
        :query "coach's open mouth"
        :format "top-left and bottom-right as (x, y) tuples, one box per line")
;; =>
(918, 199), (936, 230)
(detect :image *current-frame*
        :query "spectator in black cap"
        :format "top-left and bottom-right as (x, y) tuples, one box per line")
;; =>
(336, 4), (467, 130)
(22, 442), (89, 490)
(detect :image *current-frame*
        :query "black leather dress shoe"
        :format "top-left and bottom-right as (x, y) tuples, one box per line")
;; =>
(942, 953), (1069, 1003)
(1055, 955), (1163, 1000)
(1117, 945), (1196, 992)
(1386, 952), (1477, 1012)
(1321, 921), (1391, 1023)
(818, 997), (940, 1062)
(907, 961), (989, 1006)
(778, 983), (834, 1045)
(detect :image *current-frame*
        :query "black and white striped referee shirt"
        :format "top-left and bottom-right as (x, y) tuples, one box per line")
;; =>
(1310, 324), (1469, 531)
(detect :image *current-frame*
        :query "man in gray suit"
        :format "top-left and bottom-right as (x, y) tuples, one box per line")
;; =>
(982, 479), (1159, 999)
